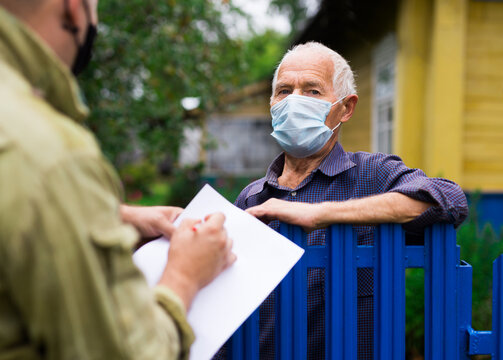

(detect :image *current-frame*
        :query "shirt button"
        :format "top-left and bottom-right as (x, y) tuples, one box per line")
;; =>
(291, 191), (297, 197)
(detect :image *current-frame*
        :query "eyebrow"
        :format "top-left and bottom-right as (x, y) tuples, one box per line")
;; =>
(303, 80), (324, 88)
(275, 82), (291, 89)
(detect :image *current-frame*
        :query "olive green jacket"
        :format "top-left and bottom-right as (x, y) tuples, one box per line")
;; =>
(0, 8), (193, 359)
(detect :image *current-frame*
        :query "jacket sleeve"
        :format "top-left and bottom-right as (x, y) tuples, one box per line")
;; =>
(374, 154), (468, 231)
(2, 154), (194, 359)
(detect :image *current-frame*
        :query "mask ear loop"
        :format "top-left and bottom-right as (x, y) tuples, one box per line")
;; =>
(332, 95), (349, 132)
(331, 122), (342, 132)
(330, 94), (349, 132)
(331, 94), (348, 107)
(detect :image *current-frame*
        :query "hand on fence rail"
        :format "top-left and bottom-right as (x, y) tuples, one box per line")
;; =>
(247, 198), (321, 232)
(246, 193), (433, 233)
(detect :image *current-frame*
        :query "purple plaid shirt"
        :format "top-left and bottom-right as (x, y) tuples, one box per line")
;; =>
(214, 142), (468, 360)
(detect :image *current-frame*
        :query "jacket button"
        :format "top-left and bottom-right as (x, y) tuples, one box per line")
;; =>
(291, 191), (297, 197)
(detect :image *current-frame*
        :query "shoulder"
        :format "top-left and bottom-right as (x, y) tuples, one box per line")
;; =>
(346, 150), (406, 174)
(0, 62), (102, 174)
(0, 66), (121, 239)
(347, 150), (402, 166)
(234, 177), (267, 209)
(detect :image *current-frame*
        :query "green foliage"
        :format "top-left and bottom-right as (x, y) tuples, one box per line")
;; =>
(203, 175), (257, 202)
(77, 0), (291, 174)
(165, 163), (205, 207)
(405, 268), (425, 357)
(119, 160), (157, 200)
(129, 181), (171, 206)
(242, 30), (289, 82)
(457, 221), (503, 330)
(79, 0), (248, 166)
(269, 0), (311, 34)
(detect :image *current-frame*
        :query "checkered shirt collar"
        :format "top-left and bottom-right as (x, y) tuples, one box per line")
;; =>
(246, 142), (355, 198)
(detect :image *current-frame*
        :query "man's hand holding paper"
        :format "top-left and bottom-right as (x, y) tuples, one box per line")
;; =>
(160, 213), (237, 310)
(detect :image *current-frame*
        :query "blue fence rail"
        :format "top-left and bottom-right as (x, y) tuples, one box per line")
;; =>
(228, 223), (503, 359)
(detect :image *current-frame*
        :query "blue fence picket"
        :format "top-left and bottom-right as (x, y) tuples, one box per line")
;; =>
(373, 224), (405, 360)
(229, 325), (244, 358)
(424, 224), (459, 360)
(244, 309), (260, 360)
(226, 223), (503, 360)
(456, 260), (472, 360)
(327, 224), (357, 359)
(276, 223), (307, 360)
(494, 255), (503, 359)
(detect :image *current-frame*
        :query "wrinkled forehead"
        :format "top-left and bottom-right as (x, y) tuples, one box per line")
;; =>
(277, 50), (335, 85)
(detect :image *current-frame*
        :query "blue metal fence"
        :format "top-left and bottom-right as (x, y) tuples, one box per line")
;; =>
(228, 223), (503, 359)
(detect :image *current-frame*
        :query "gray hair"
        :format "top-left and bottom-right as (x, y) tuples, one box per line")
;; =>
(271, 42), (357, 100)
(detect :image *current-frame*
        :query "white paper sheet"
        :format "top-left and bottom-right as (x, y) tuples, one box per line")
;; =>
(133, 184), (304, 360)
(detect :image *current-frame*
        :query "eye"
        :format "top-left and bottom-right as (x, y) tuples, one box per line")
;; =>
(310, 89), (320, 95)
(278, 89), (291, 95)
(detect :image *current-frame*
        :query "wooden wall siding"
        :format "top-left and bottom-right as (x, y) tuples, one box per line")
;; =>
(394, 0), (432, 170)
(463, 1), (503, 191)
(340, 43), (373, 153)
(423, 0), (466, 183)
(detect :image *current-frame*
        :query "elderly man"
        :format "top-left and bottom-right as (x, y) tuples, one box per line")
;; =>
(216, 42), (468, 359)
(0, 0), (236, 359)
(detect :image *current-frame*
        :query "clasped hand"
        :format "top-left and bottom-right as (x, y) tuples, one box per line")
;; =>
(246, 199), (325, 233)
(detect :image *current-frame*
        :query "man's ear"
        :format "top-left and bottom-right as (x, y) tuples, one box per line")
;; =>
(61, 0), (82, 33)
(340, 94), (358, 123)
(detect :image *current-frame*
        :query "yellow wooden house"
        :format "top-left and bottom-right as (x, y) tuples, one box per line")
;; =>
(297, 0), (503, 194)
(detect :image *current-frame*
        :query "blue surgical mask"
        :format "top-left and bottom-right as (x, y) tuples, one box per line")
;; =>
(270, 94), (346, 158)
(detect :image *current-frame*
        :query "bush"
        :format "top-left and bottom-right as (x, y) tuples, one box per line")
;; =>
(165, 163), (204, 207)
(202, 175), (257, 203)
(457, 222), (503, 331)
(119, 161), (157, 201)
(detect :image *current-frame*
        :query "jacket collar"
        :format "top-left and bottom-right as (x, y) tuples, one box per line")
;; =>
(0, 7), (88, 121)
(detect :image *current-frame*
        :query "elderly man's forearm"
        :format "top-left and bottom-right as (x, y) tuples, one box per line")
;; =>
(316, 192), (433, 226)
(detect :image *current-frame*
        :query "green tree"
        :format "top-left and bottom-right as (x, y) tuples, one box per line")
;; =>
(79, 0), (248, 167)
(242, 30), (289, 83)
(269, 0), (314, 34)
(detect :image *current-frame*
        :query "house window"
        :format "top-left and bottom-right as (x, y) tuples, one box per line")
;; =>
(372, 34), (397, 154)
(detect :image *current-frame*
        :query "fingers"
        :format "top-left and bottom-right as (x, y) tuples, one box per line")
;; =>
(224, 234), (233, 252)
(246, 207), (265, 220)
(200, 214), (235, 271)
(246, 202), (275, 219)
(165, 207), (183, 222)
(245, 206), (260, 216)
(246, 207), (273, 225)
(204, 212), (225, 226)
(220, 233), (237, 270)
(176, 213), (226, 238)
(224, 251), (237, 270)
(158, 221), (177, 238)
(178, 218), (202, 232)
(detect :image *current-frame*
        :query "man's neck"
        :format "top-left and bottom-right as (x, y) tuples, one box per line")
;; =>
(278, 138), (337, 189)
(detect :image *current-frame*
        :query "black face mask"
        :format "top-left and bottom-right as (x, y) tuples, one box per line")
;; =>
(71, 23), (97, 76)
(62, 0), (97, 76)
